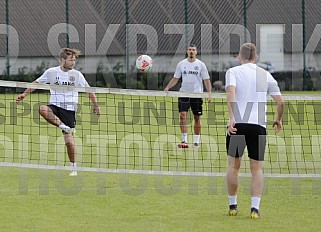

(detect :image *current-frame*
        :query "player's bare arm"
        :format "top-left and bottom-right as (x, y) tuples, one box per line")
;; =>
(271, 95), (284, 133)
(16, 81), (38, 103)
(226, 85), (237, 134)
(203, 79), (212, 102)
(88, 92), (101, 116)
(164, 77), (179, 92)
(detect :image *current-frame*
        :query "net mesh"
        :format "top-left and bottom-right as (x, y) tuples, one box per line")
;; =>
(1, 80), (321, 177)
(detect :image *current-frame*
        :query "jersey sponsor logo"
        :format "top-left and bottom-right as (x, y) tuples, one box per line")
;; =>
(61, 81), (75, 86)
(188, 70), (199, 75)
(54, 81), (75, 86)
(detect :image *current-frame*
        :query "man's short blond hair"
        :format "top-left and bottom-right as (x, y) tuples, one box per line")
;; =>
(59, 48), (81, 60)
(239, 43), (257, 61)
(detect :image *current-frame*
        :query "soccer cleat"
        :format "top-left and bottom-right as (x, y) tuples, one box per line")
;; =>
(250, 208), (260, 219)
(193, 143), (199, 147)
(228, 205), (238, 216)
(178, 141), (189, 148)
(69, 170), (78, 176)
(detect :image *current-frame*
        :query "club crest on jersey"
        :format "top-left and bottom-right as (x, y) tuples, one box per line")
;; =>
(69, 76), (76, 82)
(194, 66), (199, 70)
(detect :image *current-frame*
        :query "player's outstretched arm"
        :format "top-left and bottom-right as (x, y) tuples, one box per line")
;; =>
(164, 77), (179, 92)
(16, 81), (38, 103)
(88, 92), (101, 116)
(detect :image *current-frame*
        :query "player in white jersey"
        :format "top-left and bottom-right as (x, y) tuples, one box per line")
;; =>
(164, 44), (212, 148)
(16, 48), (101, 176)
(225, 43), (284, 218)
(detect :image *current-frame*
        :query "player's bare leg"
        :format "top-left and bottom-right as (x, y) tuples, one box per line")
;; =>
(193, 115), (201, 134)
(250, 159), (263, 197)
(65, 134), (77, 176)
(227, 156), (241, 196)
(179, 111), (188, 134)
(39, 105), (72, 133)
(193, 115), (201, 146)
(178, 111), (189, 148)
(64, 134), (76, 162)
(39, 105), (62, 127)
(227, 156), (241, 215)
(250, 159), (263, 218)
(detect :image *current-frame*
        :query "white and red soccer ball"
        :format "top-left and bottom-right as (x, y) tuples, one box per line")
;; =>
(136, 55), (153, 72)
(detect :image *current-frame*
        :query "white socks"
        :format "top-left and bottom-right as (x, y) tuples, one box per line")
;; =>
(228, 195), (261, 209)
(251, 197), (261, 210)
(228, 195), (261, 210)
(228, 195), (237, 206)
(194, 135), (200, 144)
(59, 124), (70, 131)
(69, 162), (78, 176)
(182, 133), (188, 143)
(182, 134), (201, 144)
(70, 162), (77, 170)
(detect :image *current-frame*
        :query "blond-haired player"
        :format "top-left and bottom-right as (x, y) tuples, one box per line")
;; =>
(16, 48), (100, 176)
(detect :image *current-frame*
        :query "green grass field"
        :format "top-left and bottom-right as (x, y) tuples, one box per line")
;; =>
(1, 168), (321, 231)
(1, 91), (321, 231)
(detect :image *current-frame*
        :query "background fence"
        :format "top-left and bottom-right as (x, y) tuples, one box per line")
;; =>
(1, 0), (321, 90)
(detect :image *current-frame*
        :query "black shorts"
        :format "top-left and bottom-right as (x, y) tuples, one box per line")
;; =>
(178, 97), (203, 115)
(48, 105), (76, 128)
(226, 123), (267, 161)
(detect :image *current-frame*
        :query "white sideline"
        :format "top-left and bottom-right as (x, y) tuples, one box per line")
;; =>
(1, 162), (321, 178)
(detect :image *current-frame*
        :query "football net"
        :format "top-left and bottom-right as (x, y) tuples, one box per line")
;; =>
(1, 80), (321, 178)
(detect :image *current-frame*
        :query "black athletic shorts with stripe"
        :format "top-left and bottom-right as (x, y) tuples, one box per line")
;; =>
(226, 123), (267, 161)
(48, 104), (76, 128)
(178, 97), (203, 115)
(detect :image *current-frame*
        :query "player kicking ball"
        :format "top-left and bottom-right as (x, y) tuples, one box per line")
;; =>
(16, 48), (100, 176)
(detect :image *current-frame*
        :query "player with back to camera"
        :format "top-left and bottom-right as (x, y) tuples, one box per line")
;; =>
(225, 43), (284, 218)
(164, 44), (212, 148)
(16, 48), (101, 176)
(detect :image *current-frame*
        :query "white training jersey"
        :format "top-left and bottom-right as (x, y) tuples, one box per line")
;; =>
(225, 63), (281, 128)
(36, 66), (90, 111)
(174, 58), (210, 93)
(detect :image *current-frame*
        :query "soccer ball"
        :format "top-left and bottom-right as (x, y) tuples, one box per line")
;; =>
(136, 55), (153, 72)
